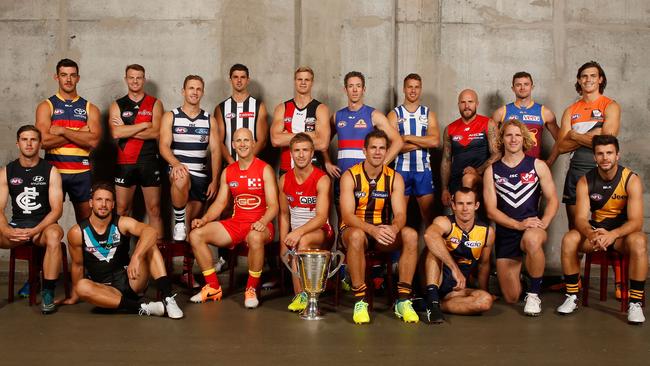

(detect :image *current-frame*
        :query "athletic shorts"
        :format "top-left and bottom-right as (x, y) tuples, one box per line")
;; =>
(115, 161), (161, 187)
(61, 171), (91, 202)
(9, 221), (38, 229)
(439, 266), (472, 299)
(321, 223), (335, 242)
(95, 268), (140, 300)
(495, 225), (524, 259)
(398, 169), (435, 196)
(220, 217), (274, 248)
(339, 225), (381, 251)
(168, 167), (209, 202)
(562, 163), (593, 205)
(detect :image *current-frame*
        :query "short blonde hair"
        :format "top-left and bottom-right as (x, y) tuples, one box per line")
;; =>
(498, 119), (534, 152)
(295, 66), (314, 78)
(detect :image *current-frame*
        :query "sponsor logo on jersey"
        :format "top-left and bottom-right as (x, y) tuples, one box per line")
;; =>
(239, 111), (255, 119)
(370, 191), (389, 199)
(354, 119), (367, 129)
(174, 127), (188, 134)
(591, 109), (603, 119)
(520, 172), (536, 184)
(74, 108), (87, 116)
(611, 193), (627, 200)
(354, 191), (366, 198)
(82, 159), (90, 166)
(115, 177), (125, 184)
(195, 128), (209, 135)
(235, 194), (261, 210)
(590, 193), (603, 201)
(199, 135), (208, 143)
(122, 111), (134, 118)
(337, 120), (346, 128)
(299, 196), (317, 205)
(138, 110), (153, 117)
(9, 177), (23, 185)
(247, 178), (262, 189)
(464, 240), (482, 248)
(229, 181), (239, 188)
(32, 176), (45, 183)
(54, 109), (65, 115)
(226, 112), (236, 119)
(522, 115), (541, 122)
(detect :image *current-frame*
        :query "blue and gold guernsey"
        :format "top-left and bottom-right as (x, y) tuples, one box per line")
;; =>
(444, 216), (490, 275)
(501, 101), (545, 159)
(45, 94), (91, 174)
(394, 104), (431, 172)
(587, 165), (634, 231)
(335, 105), (375, 174)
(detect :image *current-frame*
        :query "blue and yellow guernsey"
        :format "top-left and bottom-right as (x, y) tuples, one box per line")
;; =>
(444, 216), (490, 275)
(45, 94), (91, 174)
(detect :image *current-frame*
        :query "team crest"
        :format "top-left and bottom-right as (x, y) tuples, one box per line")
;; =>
(337, 120), (346, 128)
(591, 110), (603, 119)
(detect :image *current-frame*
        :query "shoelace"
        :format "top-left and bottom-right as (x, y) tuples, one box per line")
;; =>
(138, 307), (150, 316)
(165, 293), (178, 306)
(354, 301), (368, 312)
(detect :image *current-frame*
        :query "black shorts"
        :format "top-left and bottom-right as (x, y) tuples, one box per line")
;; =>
(439, 266), (459, 299)
(562, 163), (592, 205)
(97, 268), (140, 301)
(167, 168), (209, 202)
(9, 221), (38, 229)
(115, 161), (161, 187)
(61, 171), (91, 202)
(495, 225), (524, 259)
(339, 226), (385, 251)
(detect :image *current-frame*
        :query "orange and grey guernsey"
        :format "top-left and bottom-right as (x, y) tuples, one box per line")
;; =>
(341, 162), (395, 229)
(45, 94), (91, 174)
(587, 165), (634, 231)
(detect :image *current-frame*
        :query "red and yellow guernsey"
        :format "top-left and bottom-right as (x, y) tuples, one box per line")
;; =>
(45, 93), (91, 174)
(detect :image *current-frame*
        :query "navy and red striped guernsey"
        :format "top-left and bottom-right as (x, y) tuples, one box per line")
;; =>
(447, 114), (491, 192)
(116, 94), (158, 164)
(280, 98), (322, 172)
(219, 95), (261, 161)
(45, 94), (91, 174)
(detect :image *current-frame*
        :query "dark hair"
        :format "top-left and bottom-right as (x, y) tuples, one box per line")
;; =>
(363, 128), (390, 149)
(16, 125), (41, 141)
(512, 71), (533, 86)
(592, 134), (619, 153)
(575, 61), (607, 95)
(452, 186), (477, 202)
(125, 64), (145, 75)
(56, 58), (79, 74)
(289, 132), (314, 150)
(403, 73), (422, 86)
(91, 182), (116, 200)
(344, 71), (365, 88)
(229, 64), (249, 78)
(183, 75), (204, 89)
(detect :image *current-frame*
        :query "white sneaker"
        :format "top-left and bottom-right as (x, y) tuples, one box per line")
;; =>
(557, 294), (578, 315)
(628, 302), (645, 324)
(173, 222), (187, 241)
(244, 287), (259, 309)
(164, 294), (184, 319)
(215, 256), (227, 273)
(523, 293), (542, 316)
(139, 301), (165, 316)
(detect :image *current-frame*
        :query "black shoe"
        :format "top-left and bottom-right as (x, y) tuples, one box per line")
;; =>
(422, 301), (444, 324)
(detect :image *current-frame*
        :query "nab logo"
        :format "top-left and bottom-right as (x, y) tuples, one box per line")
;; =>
(464, 240), (482, 248)
(520, 172), (536, 184)
(590, 193), (603, 201)
(54, 109), (65, 115)
(354, 119), (367, 129)
(9, 177), (23, 185)
(299, 196), (317, 205)
(174, 127), (188, 134)
(236, 194), (261, 210)
(122, 111), (134, 118)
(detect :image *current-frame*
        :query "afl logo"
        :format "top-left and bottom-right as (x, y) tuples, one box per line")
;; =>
(122, 111), (134, 118)
(226, 112), (236, 119)
(195, 128), (209, 135)
(590, 193), (603, 201)
(337, 120), (346, 128)
(74, 108), (87, 116)
(354, 191), (366, 198)
(10, 177), (23, 185)
(571, 114), (580, 121)
(235, 194), (261, 210)
(284, 117), (292, 123)
(229, 181), (239, 188)
(464, 240), (482, 248)
(496, 177), (508, 185)
(54, 109), (65, 115)
(174, 127), (188, 134)
(398, 118), (406, 124)
(452, 135), (463, 142)
(32, 176), (44, 183)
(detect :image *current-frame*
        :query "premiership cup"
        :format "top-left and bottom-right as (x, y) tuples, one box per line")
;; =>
(283, 249), (344, 320)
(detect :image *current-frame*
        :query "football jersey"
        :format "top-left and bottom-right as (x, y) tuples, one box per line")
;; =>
(225, 157), (269, 221)
(283, 167), (327, 231)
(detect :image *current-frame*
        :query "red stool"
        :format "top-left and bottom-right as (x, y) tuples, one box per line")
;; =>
(226, 241), (285, 296)
(583, 250), (630, 312)
(8, 242), (70, 305)
(157, 240), (194, 288)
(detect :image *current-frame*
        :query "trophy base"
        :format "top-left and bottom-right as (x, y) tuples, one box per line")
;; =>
(300, 296), (324, 320)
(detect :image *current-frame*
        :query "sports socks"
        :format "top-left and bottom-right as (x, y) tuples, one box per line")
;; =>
(426, 284), (440, 304)
(155, 276), (173, 299)
(202, 268), (221, 289)
(42, 279), (57, 291)
(564, 273), (580, 295)
(397, 282), (412, 300)
(118, 296), (142, 313)
(352, 283), (367, 301)
(529, 276), (543, 295)
(246, 269), (262, 290)
(630, 280), (645, 304)
(173, 206), (186, 225)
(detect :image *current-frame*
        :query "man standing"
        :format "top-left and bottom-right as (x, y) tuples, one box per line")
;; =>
(271, 66), (331, 175)
(492, 71), (559, 158)
(557, 135), (646, 324)
(547, 61), (620, 229)
(278, 133), (333, 312)
(422, 187), (494, 323)
(440, 89), (500, 207)
(35, 58), (101, 222)
(189, 128), (278, 309)
(67, 183), (183, 319)
(387, 73), (440, 226)
(215, 64), (269, 164)
(483, 120), (558, 316)
(339, 129), (418, 324)
(109, 64), (164, 238)
(0, 126), (65, 314)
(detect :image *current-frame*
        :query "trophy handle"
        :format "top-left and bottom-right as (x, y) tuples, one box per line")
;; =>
(282, 248), (300, 277)
(326, 250), (345, 279)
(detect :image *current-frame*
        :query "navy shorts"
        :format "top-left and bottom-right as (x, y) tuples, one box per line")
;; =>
(168, 168), (209, 202)
(115, 160), (161, 187)
(398, 169), (434, 196)
(439, 266), (469, 299)
(495, 225), (524, 259)
(61, 171), (91, 202)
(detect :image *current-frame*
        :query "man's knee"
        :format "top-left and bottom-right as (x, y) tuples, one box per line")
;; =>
(75, 279), (93, 300)
(188, 228), (205, 246)
(626, 232), (648, 258)
(522, 231), (545, 254)
(462, 172), (480, 188)
(561, 230), (581, 254)
(246, 231), (268, 249)
(344, 229), (366, 252)
(475, 291), (493, 312)
(146, 202), (161, 218)
(43, 226), (63, 247)
(401, 227), (417, 248)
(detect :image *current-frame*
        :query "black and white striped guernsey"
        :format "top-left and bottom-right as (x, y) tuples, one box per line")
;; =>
(218, 95), (261, 161)
(170, 107), (210, 178)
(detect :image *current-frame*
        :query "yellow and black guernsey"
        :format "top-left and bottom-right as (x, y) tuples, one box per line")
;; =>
(587, 165), (634, 231)
(444, 216), (490, 276)
(341, 162), (395, 229)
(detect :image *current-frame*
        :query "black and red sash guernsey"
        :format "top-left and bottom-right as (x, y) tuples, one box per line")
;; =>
(116, 95), (158, 164)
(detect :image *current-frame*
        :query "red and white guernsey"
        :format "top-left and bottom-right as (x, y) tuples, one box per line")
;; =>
(225, 157), (268, 222)
(283, 167), (326, 230)
(279, 99), (321, 172)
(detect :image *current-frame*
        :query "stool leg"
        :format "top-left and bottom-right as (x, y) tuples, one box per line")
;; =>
(333, 269), (340, 307)
(365, 258), (374, 311)
(386, 257), (394, 307)
(8, 249), (16, 303)
(29, 247), (38, 306)
(60, 243), (71, 298)
(583, 254), (592, 307)
(600, 255), (608, 302)
(621, 255), (629, 312)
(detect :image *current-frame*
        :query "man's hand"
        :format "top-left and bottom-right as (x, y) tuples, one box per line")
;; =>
(206, 181), (218, 200)
(463, 166), (478, 176)
(50, 126), (67, 136)
(251, 221), (267, 232)
(451, 268), (467, 291)
(372, 225), (397, 246)
(111, 115), (125, 126)
(2, 227), (31, 243)
(520, 217), (545, 230)
(191, 218), (206, 229)
(127, 256), (142, 280)
(170, 163), (189, 180)
(592, 228), (618, 251)
(284, 230), (302, 248)
(58, 294), (79, 305)
(441, 189), (452, 207)
(325, 161), (341, 178)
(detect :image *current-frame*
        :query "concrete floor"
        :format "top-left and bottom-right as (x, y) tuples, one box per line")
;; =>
(0, 277), (649, 366)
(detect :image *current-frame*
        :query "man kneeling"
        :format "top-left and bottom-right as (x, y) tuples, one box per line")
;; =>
(68, 183), (183, 318)
(422, 187), (494, 323)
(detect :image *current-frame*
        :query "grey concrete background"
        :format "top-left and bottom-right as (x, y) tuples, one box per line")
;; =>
(1, 0), (649, 273)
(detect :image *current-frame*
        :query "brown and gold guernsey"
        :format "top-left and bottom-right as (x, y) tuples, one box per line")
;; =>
(341, 162), (395, 229)
(587, 165), (634, 230)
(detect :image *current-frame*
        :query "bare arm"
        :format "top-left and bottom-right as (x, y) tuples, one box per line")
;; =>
(0, 167), (14, 235)
(492, 106), (505, 125)
(546, 106), (573, 165)
(119, 216), (158, 260)
(483, 165), (525, 230)
(477, 228), (494, 291)
(402, 110), (441, 149)
(258, 165), (279, 225)
(158, 111), (181, 167)
(253, 103), (269, 156)
(574, 177), (593, 238)
(58, 103), (101, 149)
(542, 105), (559, 141)
(132, 99), (164, 140)
(67, 225), (84, 297)
(214, 105), (235, 165)
(313, 103), (331, 152)
(199, 171), (230, 224)
(476, 119), (501, 175)
(440, 126), (452, 203)
(278, 175), (290, 245)
(389, 173), (407, 231)
(35, 101), (68, 149)
(424, 216), (463, 274)
(109, 101), (149, 139)
(270, 102), (288, 148)
(322, 114), (341, 178)
(372, 110), (403, 164)
(609, 174), (644, 238)
(535, 159), (559, 228)
(206, 115), (222, 200)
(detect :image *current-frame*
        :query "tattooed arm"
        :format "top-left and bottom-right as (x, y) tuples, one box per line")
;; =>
(476, 119), (501, 175)
(440, 125), (452, 206)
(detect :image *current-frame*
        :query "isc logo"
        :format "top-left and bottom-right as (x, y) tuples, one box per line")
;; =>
(236, 194), (261, 210)
(299, 196), (316, 205)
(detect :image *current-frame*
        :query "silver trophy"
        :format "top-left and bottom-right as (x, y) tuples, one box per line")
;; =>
(283, 249), (344, 320)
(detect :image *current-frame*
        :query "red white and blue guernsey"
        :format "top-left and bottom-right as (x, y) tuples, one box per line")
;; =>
(492, 155), (540, 221)
(283, 167), (327, 230)
(280, 98), (323, 172)
(447, 114), (490, 193)
(335, 105), (375, 174)
(45, 94), (91, 174)
(500, 101), (545, 159)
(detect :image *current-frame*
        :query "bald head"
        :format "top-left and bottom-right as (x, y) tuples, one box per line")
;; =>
(232, 127), (256, 160)
(233, 127), (254, 140)
(458, 89), (479, 121)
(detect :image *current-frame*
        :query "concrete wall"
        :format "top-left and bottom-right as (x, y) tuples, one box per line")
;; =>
(1, 0), (649, 273)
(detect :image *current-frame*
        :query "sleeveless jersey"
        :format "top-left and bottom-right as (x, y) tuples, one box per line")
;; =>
(219, 95), (261, 161)
(501, 101), (545, 159)
(394, 104), (431, 172)
(283, 167), (327, 231)
(116, 94), (158, 164)
(225, 157), (268, 222)
(170, 107), (210, 178)
(342, 162), (395, 228)
(568, 95), (614, 169)
(335, 105), (375, 173)
(447, 114), (491, 191)
(81, 215), (130, 283)
(280, 98), (323, 172)
(444, 216), (490, 275)
(586, 165), (634, 231)
(492, 155), (540, 220)
(45, 94), (91, 174)
(6, 159), (52, 226)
